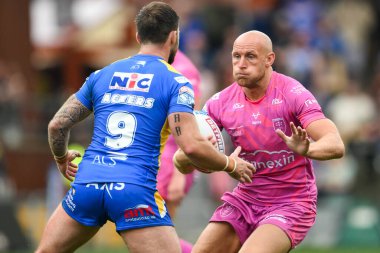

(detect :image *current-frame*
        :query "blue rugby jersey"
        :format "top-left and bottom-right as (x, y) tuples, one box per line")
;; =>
(74, 54), (194, 187)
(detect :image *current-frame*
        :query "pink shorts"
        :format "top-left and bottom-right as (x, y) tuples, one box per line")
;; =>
(210, 193), (316, 248)
(156, 135), (195, 200)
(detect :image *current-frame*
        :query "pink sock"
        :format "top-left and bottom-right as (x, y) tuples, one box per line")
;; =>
(180, 239), (193, 253)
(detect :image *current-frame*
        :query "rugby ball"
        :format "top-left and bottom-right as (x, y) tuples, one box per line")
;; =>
(194, 110), (225, 154)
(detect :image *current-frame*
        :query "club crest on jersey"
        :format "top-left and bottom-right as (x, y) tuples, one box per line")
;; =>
(109, 72), (153, 92)
(272, 118), (286, 132)
(177, 86), (195, 107)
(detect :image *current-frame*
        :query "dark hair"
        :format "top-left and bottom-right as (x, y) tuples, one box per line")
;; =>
(135, 1), (179, 44)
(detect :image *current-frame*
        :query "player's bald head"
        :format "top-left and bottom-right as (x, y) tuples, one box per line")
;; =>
(234, 30), (273, 53)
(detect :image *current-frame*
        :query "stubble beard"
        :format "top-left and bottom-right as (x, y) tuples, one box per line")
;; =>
(168, 48), (177, 64)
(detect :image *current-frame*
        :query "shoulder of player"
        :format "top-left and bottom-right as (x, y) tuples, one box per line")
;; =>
(273, 71), (311, 97)
(206, 83), (239, 106)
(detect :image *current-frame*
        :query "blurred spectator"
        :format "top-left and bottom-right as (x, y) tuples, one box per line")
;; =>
(326, 79), (377, 145)
(310, 52), (349, 107)
(329, 0), (376, 78)
(0, 60), (26, 149)
(280, 30), (319, 87)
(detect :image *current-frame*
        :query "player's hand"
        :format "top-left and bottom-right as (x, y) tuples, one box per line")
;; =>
(173, 149), (196, 174)
(55, 150), (81, 182)
(228, 146), (255, 183)
(276, 122), (310, 156)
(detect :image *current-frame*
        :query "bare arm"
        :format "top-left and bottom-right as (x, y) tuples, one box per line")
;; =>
(305, 118), (345, 160)
(168, 112), (255, 183)
(48, 95), (92, 181)
(48, 94), (92, 158)
(276, 119), (345, 161)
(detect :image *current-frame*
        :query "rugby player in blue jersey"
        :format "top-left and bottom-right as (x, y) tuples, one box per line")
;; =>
(35, 2), (254, 253)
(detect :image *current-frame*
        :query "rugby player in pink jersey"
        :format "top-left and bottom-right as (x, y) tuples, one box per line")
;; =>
(156, 50), (201, 253)
(174, 30), (345, 253)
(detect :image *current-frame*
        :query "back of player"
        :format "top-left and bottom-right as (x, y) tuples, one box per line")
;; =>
(68, 54), (195, 231)
(74, 55), (194, 187)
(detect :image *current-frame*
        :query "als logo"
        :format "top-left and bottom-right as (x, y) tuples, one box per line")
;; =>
(110, 72), (153, 92)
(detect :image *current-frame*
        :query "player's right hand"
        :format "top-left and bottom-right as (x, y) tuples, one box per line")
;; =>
(55, 150), (81, 182)
(228, 146), (256, 183)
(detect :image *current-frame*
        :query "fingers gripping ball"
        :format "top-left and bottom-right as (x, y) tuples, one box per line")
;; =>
(193, 110), (225, 173)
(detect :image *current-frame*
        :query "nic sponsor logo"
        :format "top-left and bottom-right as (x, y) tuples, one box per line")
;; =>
(109, 72), (153, 92)
(124, 204), (157, 222)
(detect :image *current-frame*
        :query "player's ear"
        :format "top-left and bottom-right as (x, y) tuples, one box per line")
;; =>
(169, 30), (177, 45)
(266, 52), (275, 67)
(136, 32), (141, 44)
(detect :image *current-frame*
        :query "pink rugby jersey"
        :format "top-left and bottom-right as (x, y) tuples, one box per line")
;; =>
(205, 71), (325, 209)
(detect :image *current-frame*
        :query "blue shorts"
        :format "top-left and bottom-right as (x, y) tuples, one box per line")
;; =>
(61, 183), (173, 232)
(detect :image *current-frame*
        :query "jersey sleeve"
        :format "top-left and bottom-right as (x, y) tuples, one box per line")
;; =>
(168, 75), (195, 115)
(75, 71), (97, 110)
(288, 83), (326, 128)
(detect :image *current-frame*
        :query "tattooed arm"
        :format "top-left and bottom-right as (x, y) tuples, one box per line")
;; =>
(48, 94), (92, 181)
(168, 112), (255, 183)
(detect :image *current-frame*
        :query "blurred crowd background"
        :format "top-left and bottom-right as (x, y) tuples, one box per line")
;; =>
(0, 0), (380, 251)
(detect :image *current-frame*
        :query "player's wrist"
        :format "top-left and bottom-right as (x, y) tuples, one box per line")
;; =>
(223, 156), (237, 174)
(173, 149), (193, 174)
(54, 151), (68, 163)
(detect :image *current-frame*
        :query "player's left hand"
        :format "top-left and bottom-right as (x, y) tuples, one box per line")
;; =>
(55, 150), (81, 182)
(275, 122), (310, 156)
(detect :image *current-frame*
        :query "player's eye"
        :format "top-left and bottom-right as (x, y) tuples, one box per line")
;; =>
(247, 54), (255, 60)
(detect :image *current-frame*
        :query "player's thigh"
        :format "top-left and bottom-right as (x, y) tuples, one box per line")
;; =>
(240, 224), (291, 253)
(120, 225), (180, 253)
(192, 222), (241, 253)
(35, 204), (100, 253)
